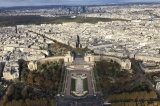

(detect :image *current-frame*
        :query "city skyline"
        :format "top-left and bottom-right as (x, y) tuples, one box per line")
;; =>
(0, 0), (160, 7)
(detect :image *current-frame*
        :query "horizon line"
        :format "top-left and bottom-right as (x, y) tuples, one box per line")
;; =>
(0, 1), (160, 8)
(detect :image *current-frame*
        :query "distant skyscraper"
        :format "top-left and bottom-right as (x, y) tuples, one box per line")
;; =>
(85, 5), (88, 13)
(76, 6), (79, 14)
(82, 6), (86, 13)
(71, 6), (77, 14)
(71, 6), (74, 12)
(15, 26), (17, 34)
(81, 5), (88, 13)
(67, 7), (71, 14)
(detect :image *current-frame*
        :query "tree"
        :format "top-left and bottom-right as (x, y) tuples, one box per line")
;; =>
(143, 91), (149, 100)
(34, 77), (44, 86)
(2, 95), (8, 105)
(0, 100), (3, 106)
(55, 81), (58, 87)
(21, 87), (28, 98)
(37, 64), (43, 70)
(143, 101), (148, 106)
(42, 98), (48, 105)
(7, 85), (15, 96)
(150, 91), (157, 99)
(27, 72), (33, 85)
(44, 79), (54, 88)
(25, 99), (31, 106)
(50, 100), (56, 105)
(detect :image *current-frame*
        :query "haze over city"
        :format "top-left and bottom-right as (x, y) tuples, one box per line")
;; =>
(0, 0), (160, 7)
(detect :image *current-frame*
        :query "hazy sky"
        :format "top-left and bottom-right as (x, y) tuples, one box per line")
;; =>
(0, 0), (160, 7)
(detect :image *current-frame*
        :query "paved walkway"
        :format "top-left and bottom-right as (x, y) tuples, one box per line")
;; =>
(73, 56), (86, 65)
(66, 70), (93, 95)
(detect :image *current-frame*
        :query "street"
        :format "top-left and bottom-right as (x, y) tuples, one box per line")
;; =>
(57, 95), (103, 106)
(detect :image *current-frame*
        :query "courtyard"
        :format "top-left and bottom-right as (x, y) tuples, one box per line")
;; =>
(66, 70), (93, 97)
